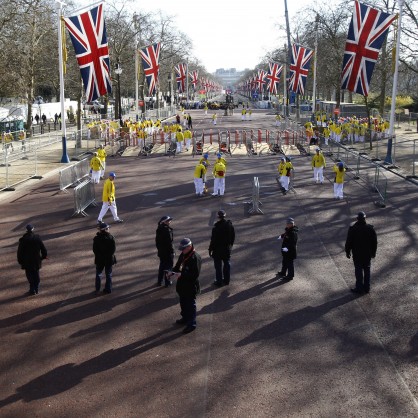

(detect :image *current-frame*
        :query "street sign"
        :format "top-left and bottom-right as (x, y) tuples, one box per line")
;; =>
(139, 100), (144, 107)
(333, 107), (340, 115)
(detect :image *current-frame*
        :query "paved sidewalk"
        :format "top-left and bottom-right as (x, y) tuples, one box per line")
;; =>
(1, 109), (418, 417)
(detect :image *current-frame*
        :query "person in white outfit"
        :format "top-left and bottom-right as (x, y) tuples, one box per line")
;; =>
(311, 148), (326, 184)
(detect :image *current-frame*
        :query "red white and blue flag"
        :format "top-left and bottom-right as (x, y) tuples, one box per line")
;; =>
(190, 70), (198, 89)
(289, 44), (314, 95)
(256, 70), (266, 93)
(266, 62), (283, 94)
(64, 3), (112, 102)
(140, 43), (161, 96)
(341, 1), (396, 96)
(175, 63), (187, 93)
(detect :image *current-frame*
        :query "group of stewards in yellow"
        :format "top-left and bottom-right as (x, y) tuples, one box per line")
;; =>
(193, 153), (227, 197)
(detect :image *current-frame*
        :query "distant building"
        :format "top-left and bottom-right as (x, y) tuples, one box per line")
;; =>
(214, 68), (247, 90)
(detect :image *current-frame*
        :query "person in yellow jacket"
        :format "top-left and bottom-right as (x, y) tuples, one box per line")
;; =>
(241, 108), (246, 121)
(212, 112), (217, 125)
(312, 147), (326, 184)
(90, 152), (104, 184)
(3, 130), (14, 153)
(97, 172), (123, 224)
(212, 158), (226, 196)
(183, 128), (192, 151)
(333, 162), (346, 200)
(194, 161), (207, 196)
(97, 145), (107, 178)
(18, 129), (26, 152)
(277, 156), (293, 194)
(175, 128), (184, 153)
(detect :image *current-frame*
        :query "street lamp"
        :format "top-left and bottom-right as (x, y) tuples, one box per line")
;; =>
(114, 61), (123, 126)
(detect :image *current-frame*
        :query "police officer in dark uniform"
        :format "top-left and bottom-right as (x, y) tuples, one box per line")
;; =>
(209, 210), (235, 286)
(277, 217), (299, 281)
(345, 211), (377, 294)
(93, 222), (116, 294)
(171, 238), (202, 334)
(17, 224), (48, 295)
(155, 215), (174, 287)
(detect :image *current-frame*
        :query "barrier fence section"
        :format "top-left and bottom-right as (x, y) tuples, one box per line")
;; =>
(326, 139), (388, 207)
(72, 179), (97, 217)
(59, 158), (90, 192)
(247, 176), (263, 215)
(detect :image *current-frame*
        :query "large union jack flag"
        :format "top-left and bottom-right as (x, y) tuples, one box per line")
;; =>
(266, 62), (283, 94)
(256, 70), (266, 93)
(341, 1), (396, 96)
(289, 44), (314, 95)
(64, 3), (111, 102)
(175, 63), (187, 93)
(140, 43), (161, 96)
(190, 70), (198, 89)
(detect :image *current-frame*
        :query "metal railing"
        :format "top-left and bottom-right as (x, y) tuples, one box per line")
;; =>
(59, 158), (90, 192)
(246, 176), (263, 215)
(72, 179), (97, 216)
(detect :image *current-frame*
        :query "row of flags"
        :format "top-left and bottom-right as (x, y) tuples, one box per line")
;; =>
(62, 1), (398, 103)
(61, 3), (218, 102)
(240, 1), (398, 98)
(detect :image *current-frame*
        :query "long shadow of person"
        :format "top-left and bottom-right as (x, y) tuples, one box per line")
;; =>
(0, 326), (182, 407)
(198, 276), (285, 315)
(235, 294), (355, 347)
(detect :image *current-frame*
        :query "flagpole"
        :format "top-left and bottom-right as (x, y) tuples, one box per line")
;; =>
(134, 14), (139, 119)
(284, 0), (292, 118)
(186, 59), (189, 109)
(384, 0), (404, 165)
(312, 14), (319, 117)
(57, 0), (69, 163)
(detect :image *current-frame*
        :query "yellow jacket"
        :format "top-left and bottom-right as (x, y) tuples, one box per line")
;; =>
(213, 161), (226, 178)
(184, 130), (192, 139)
(102, 178), (116, 202)
(333, 165), (346, 183)
(278, 161), (293, 176)
(97, 148), (107, 161)
(90, 156), (103, 171)
(312, 153), (326, 168)
(175, 131), (184, 142)
(194, 163), (207, 178)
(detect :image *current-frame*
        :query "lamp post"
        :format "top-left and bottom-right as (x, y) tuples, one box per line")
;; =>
(114, 60), (123, 126)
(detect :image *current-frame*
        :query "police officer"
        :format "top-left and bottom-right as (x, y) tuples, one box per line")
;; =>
(155, 215), (174, 287)
(17, 224), (48, 295)
(277, 217), (298, 281)
(209, 210), (235, 286)
(93, 222), (117, 294)
(345, 211), (377, 294)
(171, 238), (202, 334)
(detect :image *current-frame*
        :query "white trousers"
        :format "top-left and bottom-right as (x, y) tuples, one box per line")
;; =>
(98, 201), (120, 221)
(334, 183), (344, 199)
(176, 141), (183, 153)
(99, 161), (106, 178)
(280, 175), (290, 191)
(213, 177), (225, 195)
(313, 167), (324, 183)
(185, 139), (191, 150)
(194, 178), (204, 194)
(91, 170), (101, 184)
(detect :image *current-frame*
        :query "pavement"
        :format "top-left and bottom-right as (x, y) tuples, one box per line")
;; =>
(1, 108), (418, 417)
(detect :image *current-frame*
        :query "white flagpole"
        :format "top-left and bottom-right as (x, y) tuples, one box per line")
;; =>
(134, 14), (139, 118)
(186, 60), (189, 109)
(57, 0), (69, 163)
(384, 0), (404, 165)
(312, 14), (319, 116)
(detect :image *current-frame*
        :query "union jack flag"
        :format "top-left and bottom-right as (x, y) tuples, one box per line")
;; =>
(289, 44), (314, 95)
(64, 4), (112, 102)
(256, 70), (266, 93)
(341, 1), (396, 96)
(140, 43), (161, 96)
(190, 70), (198, 88)
(175, 63), (187, 93)
(266, 62), (283, 94)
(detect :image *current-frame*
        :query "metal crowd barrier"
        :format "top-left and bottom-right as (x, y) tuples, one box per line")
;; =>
(72, 179), (97, 216)
(59, 158), (90, 192)
(246, 176), (263, 215)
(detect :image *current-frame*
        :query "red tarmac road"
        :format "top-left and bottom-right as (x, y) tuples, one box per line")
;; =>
(1, 109), (418, 417)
